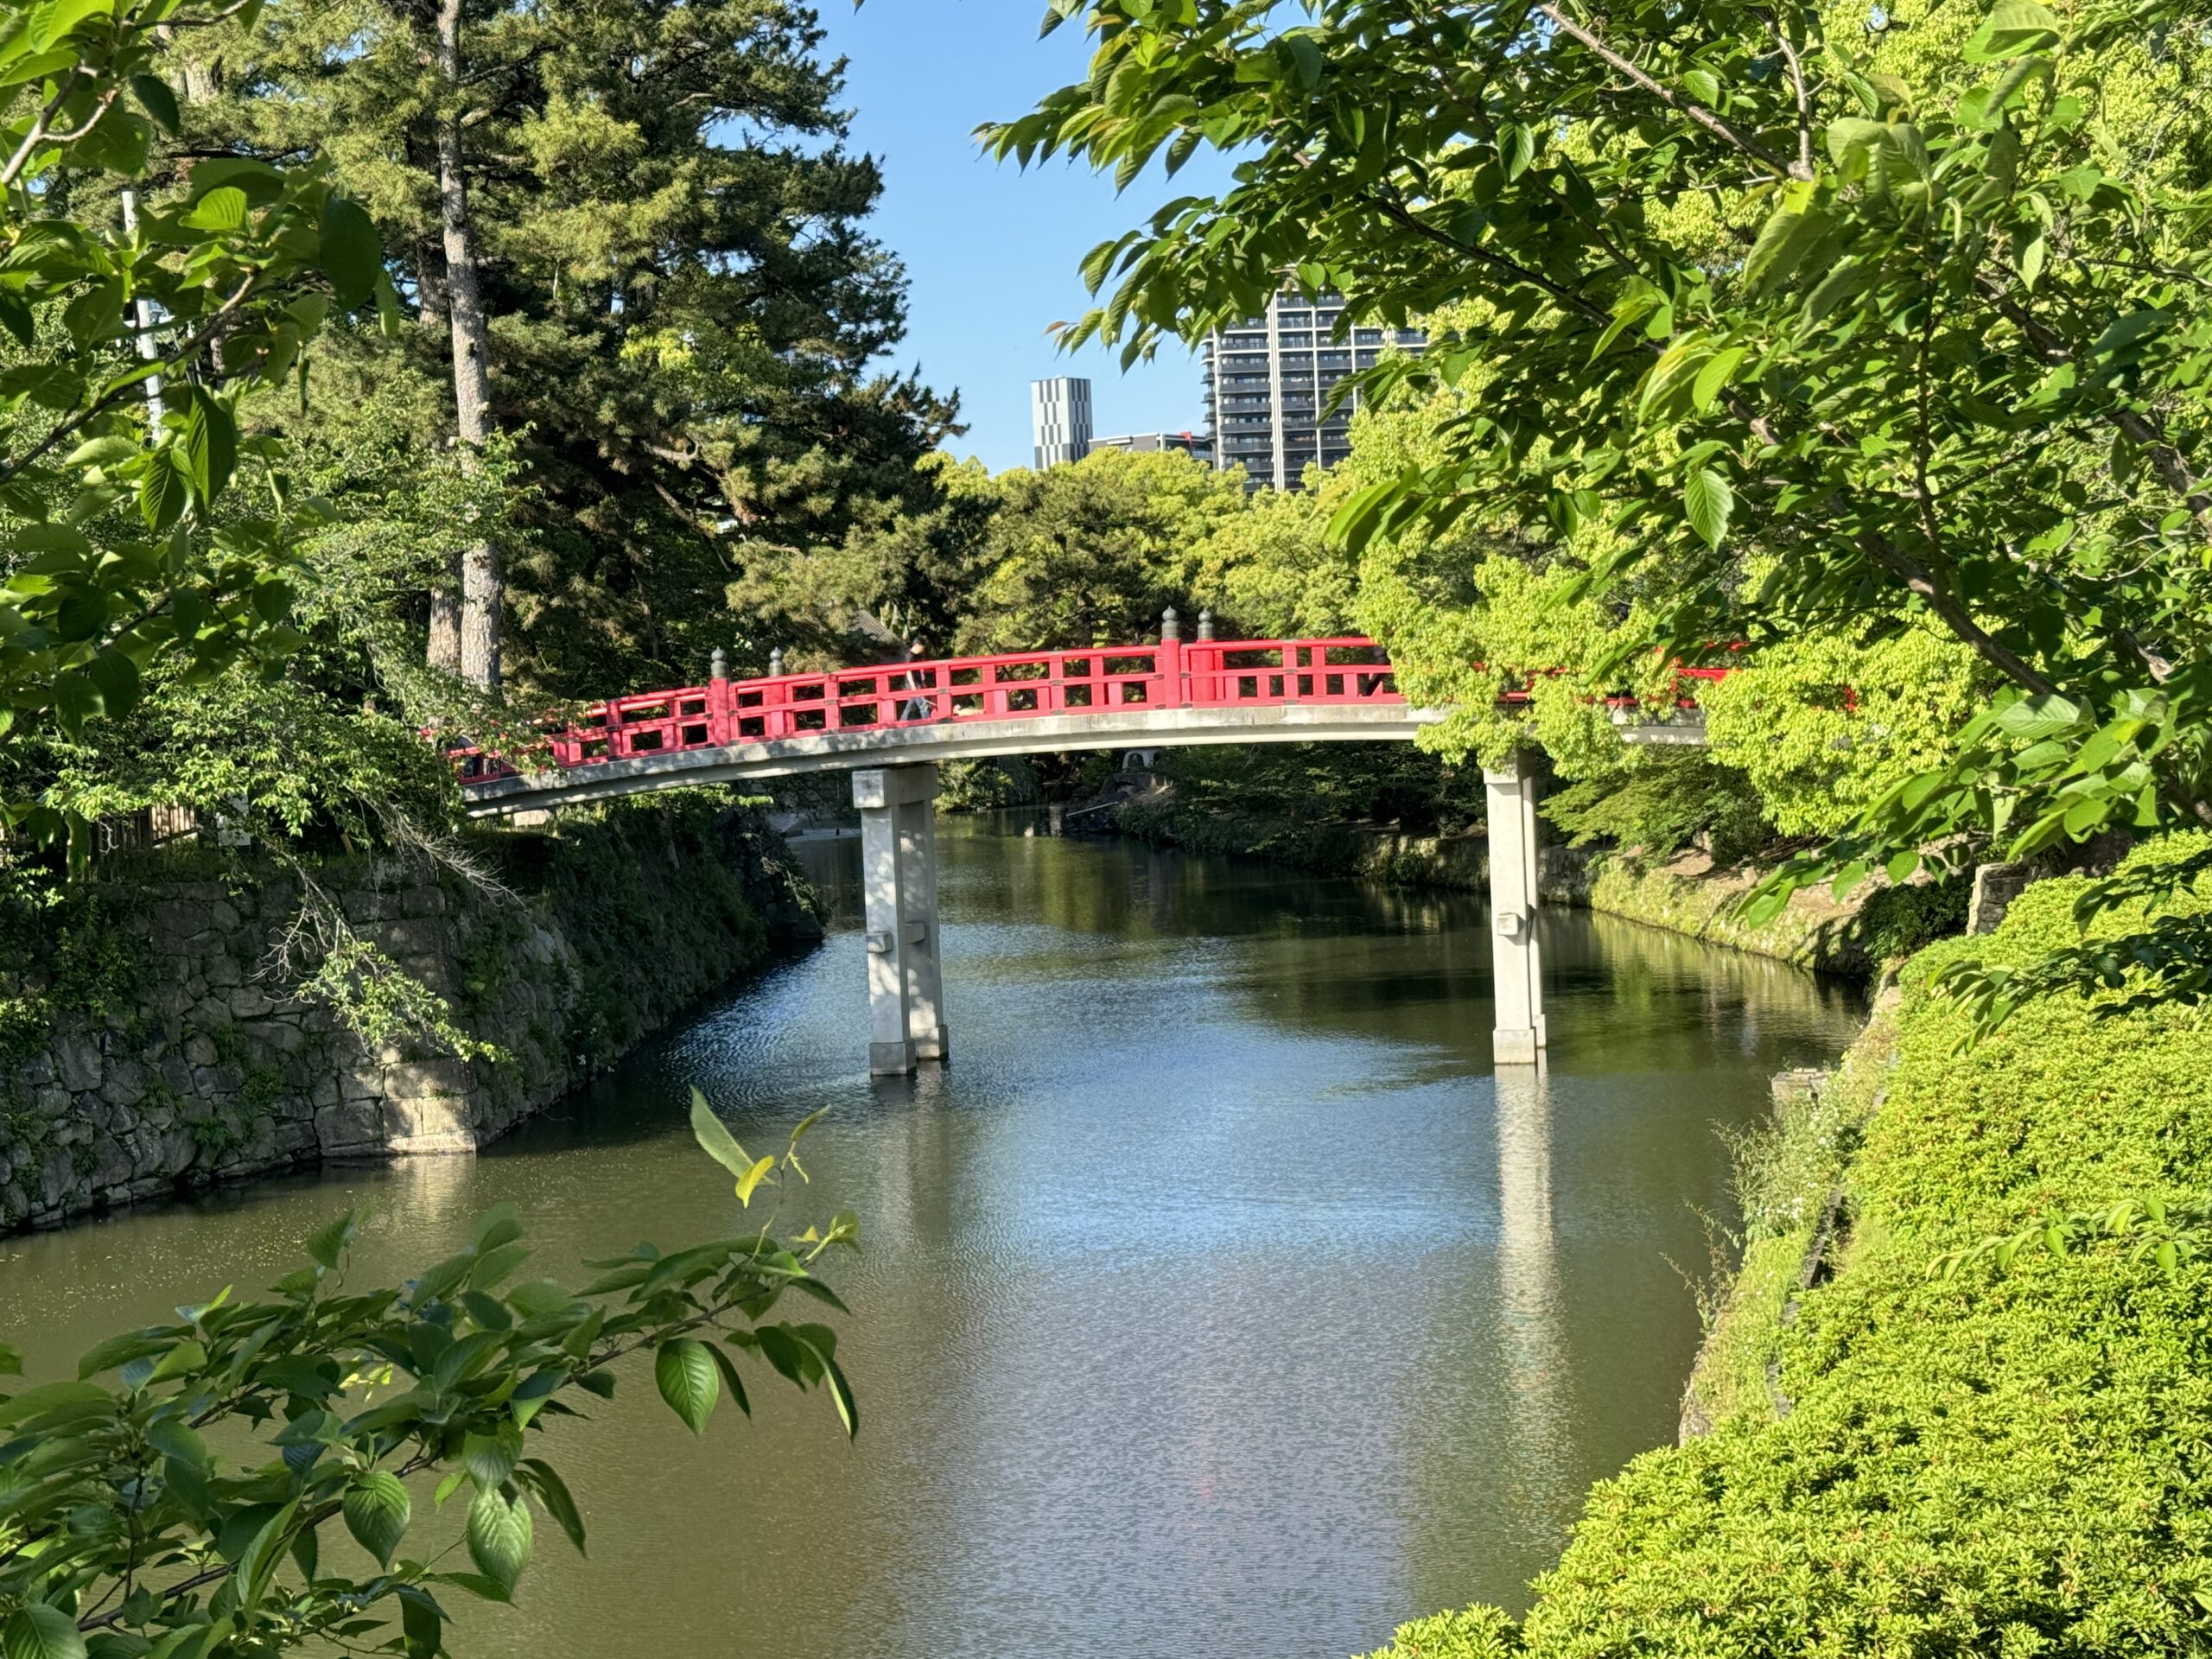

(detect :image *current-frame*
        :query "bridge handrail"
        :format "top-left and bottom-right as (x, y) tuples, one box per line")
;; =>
(442, 636), (1727, 786)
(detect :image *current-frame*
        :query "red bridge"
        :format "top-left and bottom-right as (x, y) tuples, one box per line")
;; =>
(451, 625), (1717, 819)
(448, 619), (1723, 1074)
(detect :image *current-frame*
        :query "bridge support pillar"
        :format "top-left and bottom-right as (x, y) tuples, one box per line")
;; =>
(855, 764), (948, 1076)
(1485, 752), (1548, 1065)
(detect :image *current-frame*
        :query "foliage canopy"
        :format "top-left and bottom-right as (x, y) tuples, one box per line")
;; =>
(997, 0), (2212, 1014)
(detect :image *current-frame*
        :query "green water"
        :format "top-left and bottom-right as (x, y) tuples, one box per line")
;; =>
(0, 823), (1864, 1657)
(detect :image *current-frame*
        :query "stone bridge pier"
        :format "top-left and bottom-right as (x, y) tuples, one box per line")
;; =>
(1484, 752), (1548, 1065)
(855, 764), (948, 1076)
(851, 753), (1548, 1076)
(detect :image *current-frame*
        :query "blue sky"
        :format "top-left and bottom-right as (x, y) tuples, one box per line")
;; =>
(811, 1), (1231, 473)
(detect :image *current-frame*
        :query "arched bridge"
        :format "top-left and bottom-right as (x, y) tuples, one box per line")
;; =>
(446, 623), (1722, 1076)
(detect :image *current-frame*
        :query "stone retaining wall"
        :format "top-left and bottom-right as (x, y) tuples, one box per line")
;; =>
(0, 802), (818, 1233)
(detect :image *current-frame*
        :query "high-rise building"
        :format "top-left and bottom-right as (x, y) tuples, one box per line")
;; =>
(1030, 376), (1094, 469)
(1202, 294), (1426, 490)
(1088, 430), (1213, 461)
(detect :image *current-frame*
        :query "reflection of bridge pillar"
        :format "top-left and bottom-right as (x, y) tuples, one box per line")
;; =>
(855, 764), (948, 1076)
(1484, 752), (1548, 1065)
(1493, 1059), (1567, 1465)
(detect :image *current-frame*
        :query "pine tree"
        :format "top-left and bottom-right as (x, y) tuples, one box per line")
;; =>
(171, 0), (954, 696)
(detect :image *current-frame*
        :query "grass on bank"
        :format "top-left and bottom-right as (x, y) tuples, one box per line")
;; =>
(1366, 834), (2212, 1657)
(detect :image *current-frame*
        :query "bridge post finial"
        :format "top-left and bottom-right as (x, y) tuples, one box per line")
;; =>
(768, 647), (785, 677)
(1196, 609), (1215, 642)
(710, 646), (728, 683)
(1160, 607), (1181, 643)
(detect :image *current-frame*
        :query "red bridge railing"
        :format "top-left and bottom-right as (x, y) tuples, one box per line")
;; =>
(446, 634), (1726, 786)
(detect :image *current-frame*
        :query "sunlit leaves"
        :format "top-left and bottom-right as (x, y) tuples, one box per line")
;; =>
(1683, 468), (1733, 550)
(655, 1338), (720, 1435)
(0, 1103), (855, 1657)
(0, 0), (388, 773)
(1, 1605), (86, 1659)
(995, 0), (2212, 1033)
(343, 1472), (412, 1569)
(466, 1488), (533, 1593)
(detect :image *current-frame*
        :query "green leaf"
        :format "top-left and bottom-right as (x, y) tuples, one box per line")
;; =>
(465, 1487), (533, 1592)
(1991, 692), (2084, 739)
(654, 1338), (719, 1435)
(24, 0), (110, 52)
(305, 1211), (355, 1270)
(76, 1329), (168, 1380)
(463, 1421), (523, 1490)
(84, 647), (141, 719)
(180, 187), (248, 234)
(180, 390), (236, 504)
(1683, 467), (1733, 550)
(1744, 196), (1828, 297)
(690, 1088), (753, 1179)
(735, 1154), (777, 1207)
(137, 453), (187, 531)
(397, 1586), (441, 1659)
(3, 1605), (86, 1659)
(705, 1341), (752, 1419)
(517, 1458), (586, 1554)
(0, 1379), (113, 1427)
(467, 1240), (531, 1291)
(473, 1202), (522, 1254)
(1966, 0), (2062, 61)
(1691, 347), (1747, 414)
(130, 73), (180, 135)
(0, 362), (84, 410)
(64, 435), (139, 470)
(341, 1471), (411, 1568)
(318, 196), (381, 310)
(148, 1338), (204, 1382)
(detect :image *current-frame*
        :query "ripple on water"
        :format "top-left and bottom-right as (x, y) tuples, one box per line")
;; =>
(0, 823), (1864, 1659)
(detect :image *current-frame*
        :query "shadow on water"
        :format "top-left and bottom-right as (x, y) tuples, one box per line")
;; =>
(0, 817), (1864, 1659)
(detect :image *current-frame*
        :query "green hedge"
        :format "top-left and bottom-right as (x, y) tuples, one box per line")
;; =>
(1366, 836), (2212, 1657)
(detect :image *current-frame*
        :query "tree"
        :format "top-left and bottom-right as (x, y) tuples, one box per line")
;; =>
(725, 451), (1000, 669)
(993, 0), (2212, 1014)
(182, 0), (957, 700)
(0, 0), (385, 853)
(1189, 467), (1360, 639)
(0, 1096), (857, 1658)
(955, 447), (1248, 653)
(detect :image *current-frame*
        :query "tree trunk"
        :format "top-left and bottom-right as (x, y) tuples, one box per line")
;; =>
(435, 0), (499, 692)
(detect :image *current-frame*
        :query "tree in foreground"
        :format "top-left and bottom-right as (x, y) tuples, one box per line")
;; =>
(0, 1095), (856, 1658)
(991, 0), (2212, 1022)
(0, 0), (388, 854)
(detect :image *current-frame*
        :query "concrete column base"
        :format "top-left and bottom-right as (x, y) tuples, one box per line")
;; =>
(1492, 1027), (1541, 1065)
(855, 763), (949, 1076)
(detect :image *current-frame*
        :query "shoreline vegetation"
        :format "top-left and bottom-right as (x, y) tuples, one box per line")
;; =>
(1100, 761), (1969, 977)
(1361, 836), (2212, 1657)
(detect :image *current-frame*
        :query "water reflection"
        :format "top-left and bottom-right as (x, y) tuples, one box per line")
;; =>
(1494, 1063), (1567, 1493)
(0, 822), (1863, 1659)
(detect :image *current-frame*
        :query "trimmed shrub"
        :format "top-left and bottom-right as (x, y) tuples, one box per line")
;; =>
(1368, 836), (2212, 1657)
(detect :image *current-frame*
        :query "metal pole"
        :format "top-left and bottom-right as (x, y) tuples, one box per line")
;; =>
(119, 188), (166, 429)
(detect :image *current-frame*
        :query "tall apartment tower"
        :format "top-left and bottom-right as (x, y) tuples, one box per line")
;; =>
(1030, 376), (1094, 469)
(1203, 294), (1426, 490)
